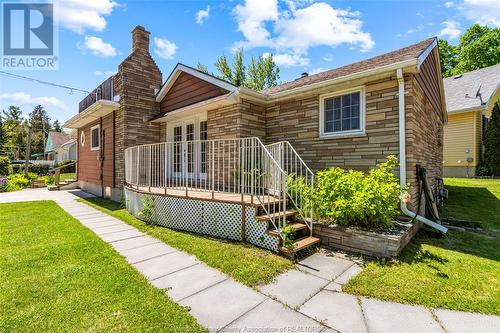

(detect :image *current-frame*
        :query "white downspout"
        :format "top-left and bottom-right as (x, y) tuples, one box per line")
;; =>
(397, 68), (447, 233)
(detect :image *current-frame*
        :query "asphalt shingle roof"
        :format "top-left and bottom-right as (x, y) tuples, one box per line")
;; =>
(443, 63), (500, 113)
(261, 38), (436, 95)
(48, 131), (70, 150)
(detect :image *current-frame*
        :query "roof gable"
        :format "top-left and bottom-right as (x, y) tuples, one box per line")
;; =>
(159, 71), (230, 114)
(156, 63), (237, 103)
(45, 131), (70, 152)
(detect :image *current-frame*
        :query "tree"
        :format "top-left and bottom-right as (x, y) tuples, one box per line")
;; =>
(52, 120), (62, 132)
(438, 24), (500, 77)
(0, 115), (5, 152)
(199, 49), (280, 90)
(438, 39), (458, 77)
(2, 106), (25, 158)
(483, 101), (500, 176)
(29, 105), (51, 155)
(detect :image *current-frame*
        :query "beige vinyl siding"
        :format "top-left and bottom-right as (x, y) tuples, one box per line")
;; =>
(443, 111), (478, 167)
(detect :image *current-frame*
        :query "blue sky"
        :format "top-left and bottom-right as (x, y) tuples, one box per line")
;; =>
(0, 0), (499, 124)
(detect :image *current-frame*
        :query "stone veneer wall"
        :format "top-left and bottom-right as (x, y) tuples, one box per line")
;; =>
(405, 74), (444, 211)
(265, 76), (400, 172)
(114, 26), (162, 188)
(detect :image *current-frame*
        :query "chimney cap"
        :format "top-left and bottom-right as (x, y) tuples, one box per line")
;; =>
(133, 25), (147, 32)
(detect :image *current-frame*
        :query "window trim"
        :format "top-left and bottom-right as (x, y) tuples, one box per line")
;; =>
(319, 86), (366, 138)
(90, 124), (100, 151)
(80, 131), (85, 147)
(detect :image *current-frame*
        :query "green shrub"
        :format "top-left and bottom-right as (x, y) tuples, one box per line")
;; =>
(0, 156), (9, 176)
(1, 173), (31, 192)
(312, 155), (402, 229)
(57, 159), (76, 173)
(42, 175), (54, 185)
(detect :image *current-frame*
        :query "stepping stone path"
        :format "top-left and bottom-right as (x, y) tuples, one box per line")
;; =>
(1, 188), (499, 333)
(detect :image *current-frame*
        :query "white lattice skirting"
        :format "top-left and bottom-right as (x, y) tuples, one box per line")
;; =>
(124, 188), (280, 252)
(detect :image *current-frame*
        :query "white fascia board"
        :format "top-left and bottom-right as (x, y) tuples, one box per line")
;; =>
(63, 100), (119, 129)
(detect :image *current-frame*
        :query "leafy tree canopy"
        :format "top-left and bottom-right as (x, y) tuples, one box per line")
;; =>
(483, 101), (500, 176)
(197, 49), (280, 90)
(439, 24), (500, 77)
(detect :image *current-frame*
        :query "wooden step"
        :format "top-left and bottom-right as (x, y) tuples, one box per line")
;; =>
(268, 222), (308, 237)
(65, 179), (77, 183)
(256, 210), (296, 221)
(47, 185), (60, 191)
(280, 236), (320, 255)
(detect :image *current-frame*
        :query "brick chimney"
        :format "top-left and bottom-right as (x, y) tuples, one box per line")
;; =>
(132, 25), (150, 52)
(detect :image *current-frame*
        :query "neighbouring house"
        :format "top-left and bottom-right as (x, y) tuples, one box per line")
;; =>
(44, 131), (76, 164)
(64, 26), (446, 253)
(443, 64), (500, 177)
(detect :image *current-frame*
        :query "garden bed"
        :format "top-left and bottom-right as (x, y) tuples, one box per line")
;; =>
(313, 221), (421, 258)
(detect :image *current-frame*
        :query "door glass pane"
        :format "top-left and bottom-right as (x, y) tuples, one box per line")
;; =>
(186, 124), (194, 173)
(173, 126), (182, 173)
(200, 121), (207, 173)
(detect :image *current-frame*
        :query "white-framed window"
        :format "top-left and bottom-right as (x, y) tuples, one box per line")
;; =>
(80, 131), (85, 147)
(319, 87), (365, 138)
(90, 124), (100, 151)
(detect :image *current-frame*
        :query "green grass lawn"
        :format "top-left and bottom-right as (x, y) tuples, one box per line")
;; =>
(79, 197), (294, 287)
(60, 172), (76, 182)
(0, 201), (205, 332)
(344, 178), (500, 315)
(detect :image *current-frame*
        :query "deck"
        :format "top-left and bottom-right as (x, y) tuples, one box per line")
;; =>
(126, 184), (284, 207)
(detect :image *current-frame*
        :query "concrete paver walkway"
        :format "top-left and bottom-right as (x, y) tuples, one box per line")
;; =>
(1, 188), (499, 333)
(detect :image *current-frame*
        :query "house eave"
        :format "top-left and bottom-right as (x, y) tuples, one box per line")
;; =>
(63, 100), (120, 129)
(267, 58), (419, 101)
(447, 106), (485, 115)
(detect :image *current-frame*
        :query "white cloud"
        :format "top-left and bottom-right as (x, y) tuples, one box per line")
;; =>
(56, 0), (119, 34)
(459, 0), (500, 27)
(444, 1), (454, 8)
(94, 70), (117, 77)
(153, 37), (177, 59)
(407, 24), (424, 34)
(80, 36), (117, 57)
(264, 52), (310, 67)
(439, 20), (462, 39)
(234, 0), (279, 48)
(0, 92), (69, 111)
(196, 5), (210, 24)
(233, 0), (374, 67)
(323, 54), (334, 62)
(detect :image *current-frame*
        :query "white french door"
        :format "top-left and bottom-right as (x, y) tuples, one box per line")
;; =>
(167, 115), (207, 181)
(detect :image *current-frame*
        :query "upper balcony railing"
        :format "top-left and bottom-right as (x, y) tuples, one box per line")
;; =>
(79, 76), (114, 113)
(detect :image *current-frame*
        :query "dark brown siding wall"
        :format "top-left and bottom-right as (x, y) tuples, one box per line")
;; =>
(160, 72), (227, 113)
(77, 113), (114, 189)
(414, 49), (443, 116)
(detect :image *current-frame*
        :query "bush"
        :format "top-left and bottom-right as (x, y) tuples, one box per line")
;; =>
(0, 173), (31, 192)
(0, 156), (9, 176)
(11, 163), (50, 175)
(57, 159), (76, 173)
(311, 155), (402, 229)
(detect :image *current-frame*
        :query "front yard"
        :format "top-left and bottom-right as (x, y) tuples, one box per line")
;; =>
(0, 201), (205, 332)
(344, 178), (500, 315)
(79, 197), (294, 286)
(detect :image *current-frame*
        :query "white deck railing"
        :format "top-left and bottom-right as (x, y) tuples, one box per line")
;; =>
(125, 137), (291, 237)
(266, 141), (315, 236)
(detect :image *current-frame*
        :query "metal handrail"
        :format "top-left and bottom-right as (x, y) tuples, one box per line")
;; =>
(266, 141), (315, 236)
(124, 137), (289, 239)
